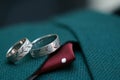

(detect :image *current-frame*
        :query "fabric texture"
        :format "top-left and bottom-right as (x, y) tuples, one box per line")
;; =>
(0, 9), (120, 80)
(0, 22), (77, 80)
(54, 10), (120, 80)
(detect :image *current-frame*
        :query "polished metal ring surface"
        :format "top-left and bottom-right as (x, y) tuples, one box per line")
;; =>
(31, 34), (60, 58)
(6, 38), (32, 63)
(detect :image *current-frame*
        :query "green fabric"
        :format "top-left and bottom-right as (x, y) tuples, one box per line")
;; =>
(0, 22), (77, 80)
(1, 10), (120, 80)
(53, 10), (120, 80)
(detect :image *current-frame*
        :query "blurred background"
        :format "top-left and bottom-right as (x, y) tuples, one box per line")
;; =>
(1, 0), (120, 27)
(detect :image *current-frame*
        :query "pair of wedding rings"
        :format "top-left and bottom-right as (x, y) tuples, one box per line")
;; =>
(6, 34), (60, 63)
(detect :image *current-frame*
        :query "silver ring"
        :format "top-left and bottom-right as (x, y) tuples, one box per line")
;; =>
(30, 34), (60, 58)
(6, 38), (32, 63)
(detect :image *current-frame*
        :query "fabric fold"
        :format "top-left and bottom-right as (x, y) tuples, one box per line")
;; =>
(54, 10), (120, 80)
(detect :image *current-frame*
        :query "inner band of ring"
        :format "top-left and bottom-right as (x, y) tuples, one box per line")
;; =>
(30, 34), (60, 58)
(6, 38), (32, 63)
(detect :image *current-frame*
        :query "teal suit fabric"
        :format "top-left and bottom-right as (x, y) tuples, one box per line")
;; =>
(0, 10), (120, 80)
(0, 22), (77, 80)
(54, 10), (120, 80)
